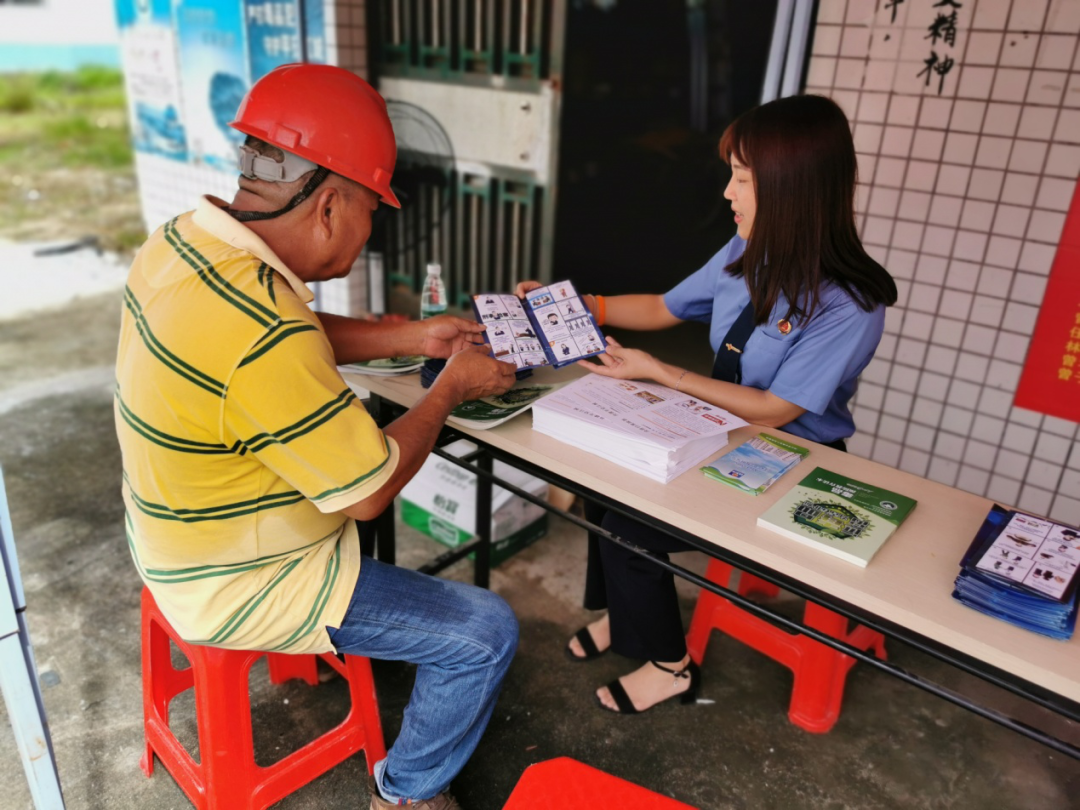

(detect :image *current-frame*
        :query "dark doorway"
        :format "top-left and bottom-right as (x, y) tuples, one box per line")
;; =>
(554, 0), (778, 296)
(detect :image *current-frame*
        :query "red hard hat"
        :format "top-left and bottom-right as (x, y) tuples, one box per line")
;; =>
(230, 63), (400, 208)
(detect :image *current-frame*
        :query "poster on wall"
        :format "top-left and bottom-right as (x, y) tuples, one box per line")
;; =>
(174, 0), (250, 172)
(117, 0), (330, 176)
(245, 0), (327, 77)
(1014, 183), (1080, 424)
(301, 0), (327, 64)
(115, 0), (188, 161)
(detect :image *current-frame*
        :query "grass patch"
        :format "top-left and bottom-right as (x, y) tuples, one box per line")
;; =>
(0, 66), (141, 253)
(0, 67), (133, 171)
(0, 66), (128, 112)
(0, 82), (34, 114)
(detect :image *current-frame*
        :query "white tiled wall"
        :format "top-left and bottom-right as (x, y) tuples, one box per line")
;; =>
(808, 0), (1080, 523)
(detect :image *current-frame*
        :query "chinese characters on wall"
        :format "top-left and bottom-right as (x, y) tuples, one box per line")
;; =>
(880, 1), (963, 95)
(918, 0), (962, 95)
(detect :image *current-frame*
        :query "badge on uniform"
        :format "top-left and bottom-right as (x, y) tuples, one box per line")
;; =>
(777, 319), (792, 335)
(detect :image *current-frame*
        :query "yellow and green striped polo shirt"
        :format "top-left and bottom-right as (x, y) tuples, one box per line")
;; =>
(115, 196), (399, 653)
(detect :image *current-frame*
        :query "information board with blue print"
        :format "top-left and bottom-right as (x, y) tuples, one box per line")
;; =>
(175, 0), (249, 172)
(116, 0), (330, 175)
(300, 0), (327, 63)
(115, 0), (188, 161)
(246, 1), (299, 78)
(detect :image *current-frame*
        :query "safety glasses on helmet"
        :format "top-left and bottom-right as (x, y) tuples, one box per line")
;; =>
(238, 144), (319, 183)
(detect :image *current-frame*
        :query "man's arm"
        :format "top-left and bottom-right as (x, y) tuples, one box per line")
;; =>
(317, 312), (487, 365)
(340, 346), (516, 521)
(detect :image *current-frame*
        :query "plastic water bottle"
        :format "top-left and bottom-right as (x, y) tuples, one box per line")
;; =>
(420, 262), (448, 319)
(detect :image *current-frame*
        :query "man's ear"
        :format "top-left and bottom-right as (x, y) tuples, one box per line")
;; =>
(312, 185), (341, 242)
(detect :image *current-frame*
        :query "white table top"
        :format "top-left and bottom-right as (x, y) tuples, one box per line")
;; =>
(345, 366), (1080, 707)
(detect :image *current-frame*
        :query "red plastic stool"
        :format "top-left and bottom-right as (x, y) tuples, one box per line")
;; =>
(140, 587), (386, 809)
(685, 559), (886, 733)
(503, 757), (696, 809)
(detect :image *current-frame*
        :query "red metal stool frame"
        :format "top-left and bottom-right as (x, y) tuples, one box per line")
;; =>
(686, 559), (887, 733)
(140, 587), (386, 809)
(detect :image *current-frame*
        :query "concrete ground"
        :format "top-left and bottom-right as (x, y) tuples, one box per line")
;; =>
(1, 257), (1079, 809)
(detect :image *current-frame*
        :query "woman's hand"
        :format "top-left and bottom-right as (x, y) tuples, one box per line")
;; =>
(513, 280), (544, 298)
(418, 315), (486, 358)
(577, 336), (662, 381)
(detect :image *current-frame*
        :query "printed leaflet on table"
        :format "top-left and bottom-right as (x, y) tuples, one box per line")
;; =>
(447, 379), (568, 430)
(531, 374), (748, 483)
(339, 362), (559, 431)
(472, 280), (606, 370)
(952, 505), (1079, 640)
(702, 433), (809, 495)
(756, 467), (917, 567)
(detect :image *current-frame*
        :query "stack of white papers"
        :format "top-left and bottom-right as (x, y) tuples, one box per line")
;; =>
(532, 374), (748, 483)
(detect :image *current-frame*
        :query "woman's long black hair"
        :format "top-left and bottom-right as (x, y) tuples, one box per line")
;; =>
(719, 94), (897, 325)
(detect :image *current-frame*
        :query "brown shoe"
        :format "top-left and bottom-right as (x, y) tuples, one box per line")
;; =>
(368, 775), (462, 810)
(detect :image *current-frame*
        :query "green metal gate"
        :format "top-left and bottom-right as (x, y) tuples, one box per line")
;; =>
(370, 0), (566, 307)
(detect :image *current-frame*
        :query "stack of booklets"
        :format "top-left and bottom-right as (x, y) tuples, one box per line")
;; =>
(952, 505), (1079, 640)
(756, 467), (917, 567)
(702, 433), (809, 495)
(531, 374), (748, 483)
(344, 355), (425, 376)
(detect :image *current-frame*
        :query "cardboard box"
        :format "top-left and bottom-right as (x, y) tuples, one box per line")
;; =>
(400, 439), (549, 566)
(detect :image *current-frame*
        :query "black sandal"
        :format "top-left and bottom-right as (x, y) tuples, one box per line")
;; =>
(596, 659), (701, 715)
(564, 626), (608, 662)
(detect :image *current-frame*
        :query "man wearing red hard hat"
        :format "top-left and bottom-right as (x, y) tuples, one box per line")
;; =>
(115, 64), (518, 810)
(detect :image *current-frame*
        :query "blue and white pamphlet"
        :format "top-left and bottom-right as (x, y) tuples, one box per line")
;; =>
(472, 280), (606, 370)
(953, 505), (1080, 640)
(702, 433), (809, 495)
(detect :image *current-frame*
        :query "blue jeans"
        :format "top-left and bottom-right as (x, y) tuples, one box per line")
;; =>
(327, 555), (518, 802)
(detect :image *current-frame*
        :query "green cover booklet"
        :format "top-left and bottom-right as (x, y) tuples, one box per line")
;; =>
(757, 467), (918, 567)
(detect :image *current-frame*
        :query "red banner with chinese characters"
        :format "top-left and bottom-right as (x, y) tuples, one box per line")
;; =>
(1014, 180), (1080, 423)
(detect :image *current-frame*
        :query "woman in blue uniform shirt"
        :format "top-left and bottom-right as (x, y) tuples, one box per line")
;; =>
(518, 94), (897, 713)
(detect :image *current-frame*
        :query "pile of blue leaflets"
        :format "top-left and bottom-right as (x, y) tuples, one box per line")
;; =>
(952, 504), (1080, 640)
(419, 357), (447, 389)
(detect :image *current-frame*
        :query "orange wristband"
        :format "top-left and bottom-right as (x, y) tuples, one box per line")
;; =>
(594, 294), (606, 327)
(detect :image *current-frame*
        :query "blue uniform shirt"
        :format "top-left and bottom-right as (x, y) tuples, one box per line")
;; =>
(663, 235), (885, 445)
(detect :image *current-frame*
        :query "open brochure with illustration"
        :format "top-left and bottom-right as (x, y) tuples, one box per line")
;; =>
(952, 505), (1079, 640)
(472, 280), (606, 370)
(531, 374), (749, 483)
(702, 433), (810, 495)
(756, 467), (917, 567)
(447, 379), (568, 430)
